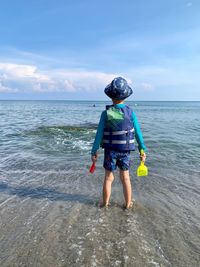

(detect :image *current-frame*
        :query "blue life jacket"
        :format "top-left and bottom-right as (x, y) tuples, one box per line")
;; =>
(101, 105), (135, 151)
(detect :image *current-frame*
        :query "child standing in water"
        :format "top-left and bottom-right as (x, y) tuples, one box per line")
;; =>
(91, 77), (146, 209)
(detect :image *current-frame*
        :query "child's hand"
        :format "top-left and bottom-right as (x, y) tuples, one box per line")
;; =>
(91, 152), (98, 163)
(140, 152), (146, 162)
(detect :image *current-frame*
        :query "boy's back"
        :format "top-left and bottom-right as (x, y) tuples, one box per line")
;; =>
(91, 77), (146, 209)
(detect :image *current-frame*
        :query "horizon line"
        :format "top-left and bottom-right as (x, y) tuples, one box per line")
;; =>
(0, 99), (200, 102)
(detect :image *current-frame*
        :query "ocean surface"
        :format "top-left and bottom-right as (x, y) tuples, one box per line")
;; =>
(0, 100), (200, 267)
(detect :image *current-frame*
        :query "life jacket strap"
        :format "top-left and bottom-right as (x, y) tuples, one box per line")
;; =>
(104, 128), (134, 136)
(103, 139), (135, 144)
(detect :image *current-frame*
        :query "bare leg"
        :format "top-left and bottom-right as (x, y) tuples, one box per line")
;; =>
(120, 170), (132, 208)
(102, 170), (114, 206)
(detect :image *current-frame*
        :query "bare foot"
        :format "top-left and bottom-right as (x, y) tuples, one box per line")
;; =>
(123, 199), (135, 209)
(99, 202), (110, 208)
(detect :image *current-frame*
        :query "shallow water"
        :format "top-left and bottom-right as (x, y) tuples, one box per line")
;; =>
(0, 100), (200, 267)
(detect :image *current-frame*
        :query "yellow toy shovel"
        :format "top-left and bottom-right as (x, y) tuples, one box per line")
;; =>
(137, 161), (148, 176)
(137, 150), (148, 177)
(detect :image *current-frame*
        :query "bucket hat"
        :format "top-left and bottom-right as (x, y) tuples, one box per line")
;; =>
(104, 77), (133, 100)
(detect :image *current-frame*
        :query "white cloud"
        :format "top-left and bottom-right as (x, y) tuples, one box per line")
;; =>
(0, 63), (36, 79)
(0, 62), (118, 93)
(127, 63), (200, 96)
(0, 81), (18, 93)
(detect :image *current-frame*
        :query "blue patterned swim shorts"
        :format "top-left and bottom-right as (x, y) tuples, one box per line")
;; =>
(103, 149), (131, 171)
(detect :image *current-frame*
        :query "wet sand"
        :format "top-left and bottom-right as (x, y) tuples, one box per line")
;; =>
(1, 172), (200, 267)
(0, 178), (169, 267)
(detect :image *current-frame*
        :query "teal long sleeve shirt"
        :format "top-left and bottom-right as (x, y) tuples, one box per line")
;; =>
(91, 104), (146, 155)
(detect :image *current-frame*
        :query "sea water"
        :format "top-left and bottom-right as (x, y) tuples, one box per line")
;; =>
(0, 100), (200, 267)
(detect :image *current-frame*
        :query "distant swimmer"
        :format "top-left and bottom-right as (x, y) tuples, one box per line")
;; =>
(93, 104), (96, 107)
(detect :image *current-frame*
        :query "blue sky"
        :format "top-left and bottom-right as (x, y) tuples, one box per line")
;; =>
(0, 0), (199, 100)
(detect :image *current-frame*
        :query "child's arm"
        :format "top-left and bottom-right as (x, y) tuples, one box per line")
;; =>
(132, 112), (147, 159)
(91, 111), (106, 162)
